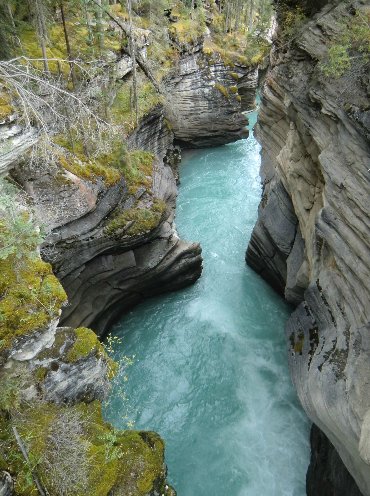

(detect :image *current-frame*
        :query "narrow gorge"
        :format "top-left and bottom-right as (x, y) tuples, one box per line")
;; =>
(247, 0), (370, 494)
(0, 0), (369, 495)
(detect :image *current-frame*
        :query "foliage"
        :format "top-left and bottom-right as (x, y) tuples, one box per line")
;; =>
(280, 6), (307, 41)
(105, 198), (166, 237)
(0, 180), (42, 262)
(0, 89), (14, 120)
(114, 149), (155, 194)
(110, 79), (163, 131)
(319, 11), (370, 78)
(0, 178), (67, 352)
(0, 400), (170, 496)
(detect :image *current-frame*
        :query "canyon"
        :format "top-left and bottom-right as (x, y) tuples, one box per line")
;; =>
(1, 0), (369, 493)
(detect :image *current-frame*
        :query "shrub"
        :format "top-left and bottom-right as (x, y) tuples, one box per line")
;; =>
(319, 11), (370, 78)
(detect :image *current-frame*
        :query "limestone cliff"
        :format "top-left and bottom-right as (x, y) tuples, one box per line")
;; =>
(164, 44), (258, 147)
(247, 1), (370, 493)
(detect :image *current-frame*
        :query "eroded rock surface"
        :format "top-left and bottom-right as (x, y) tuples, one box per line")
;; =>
(247, 1), (370, 494)
(0, 115), (37, 176)
(164, 47), (258, 147)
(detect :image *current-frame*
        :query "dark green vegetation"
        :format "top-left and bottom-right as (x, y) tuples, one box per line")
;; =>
(277, 1), (369, 78)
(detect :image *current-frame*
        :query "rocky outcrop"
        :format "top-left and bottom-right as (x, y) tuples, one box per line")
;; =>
(0, 315), (176, 496)
(10, 105), (202, 336)
(0, 114), (37, 176)
(0, 472), (13, 496)
(128, 104), (174, 158)
(164, 46), (258, 147)
(247, 1), (370, 494)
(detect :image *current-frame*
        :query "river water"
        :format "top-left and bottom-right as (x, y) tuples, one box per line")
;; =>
(104, 111), (310, 496)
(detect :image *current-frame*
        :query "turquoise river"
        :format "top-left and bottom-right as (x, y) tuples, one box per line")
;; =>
(104, 111), (311, 496)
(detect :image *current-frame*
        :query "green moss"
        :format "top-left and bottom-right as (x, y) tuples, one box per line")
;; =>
(84, 402), (166, 495)
(0, 401), (169, 496)
(229, 85), (238, 94)
(0, 256), (67, 352)
(110, 81), (163, 132)
(105, 199), (166, 237)
(18, 13), (123, 73)
(214, 82), (229, 99)
(57, 151), (121, 187)
(122, 150), (155, 194)
(0, 92), (14, 120)
(34, 367), (48, 382)
(319, 11), (370, 78)
(36, 328), (74, 362)
(229, 71), (240, 80)
(66, 327), (104, 362)
(169, 17), (205, 45)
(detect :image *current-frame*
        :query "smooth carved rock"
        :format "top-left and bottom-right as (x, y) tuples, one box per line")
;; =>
(163, 49), (258, 147)
(11, 105), (202, 336)
(307, 424), (363, 496)
(247, 1), (370, 494)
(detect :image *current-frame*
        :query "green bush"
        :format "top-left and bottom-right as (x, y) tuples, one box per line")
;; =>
(319, 11), (370, 78)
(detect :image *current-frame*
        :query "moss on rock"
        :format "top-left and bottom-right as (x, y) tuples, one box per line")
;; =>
(57, 149), (122, 187)
(0, 256), (67, 352)
(122, 150), (155, 194)
(0, 401), (172, 496)
(0, 91), (14, 121)
(214, 82), (229, 99)
(66, 327), (104, 362)
(105, 199), (166, 237)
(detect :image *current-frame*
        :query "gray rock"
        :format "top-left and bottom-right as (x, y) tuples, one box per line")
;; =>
(10, 105), (202, 336)
(0, 472), (13, 496)
(247, 1), (370, 493)
(163, 49), (257, 147)
(43, 353), (111, 404)
(307, 424), (363, 496)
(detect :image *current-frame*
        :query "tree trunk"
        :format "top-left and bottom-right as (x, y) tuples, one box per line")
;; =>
(91, 0), (162, 95)
(12, 426), (47, 496)
(33, 0), (50, 74)
(127, 0), (138, 127)
(95, 0), (104, 52)
(82, 0), (94, 48)
(249, 0), (254, 33)
(60, 1), (76, 88)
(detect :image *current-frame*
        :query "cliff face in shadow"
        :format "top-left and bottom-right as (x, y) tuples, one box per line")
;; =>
(247, 1), (370, 493)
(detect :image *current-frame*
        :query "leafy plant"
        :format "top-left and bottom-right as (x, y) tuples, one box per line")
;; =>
(0, 179), (42, 262)
(319, 11), (370, 78)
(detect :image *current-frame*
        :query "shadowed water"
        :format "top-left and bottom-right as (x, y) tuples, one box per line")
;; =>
(104, 112), (310, 496)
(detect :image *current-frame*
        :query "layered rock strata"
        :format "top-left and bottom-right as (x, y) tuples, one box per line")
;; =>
(12, 45), (258, 336)
(164, 46), (258, 147)
(11, 113), (202, 335)
(247, 1), (370, 494)
(0, 316), (176, 495)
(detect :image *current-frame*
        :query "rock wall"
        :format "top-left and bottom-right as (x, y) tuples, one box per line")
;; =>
(247, 1), (370, 494)
(164, 46), (258, 147)
(15, 46), (257, 336)
(11, 105), (202, 336)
